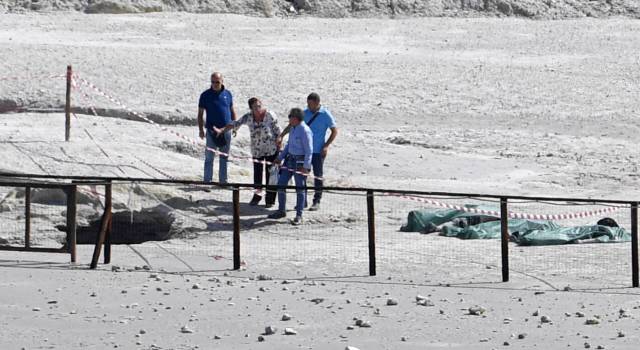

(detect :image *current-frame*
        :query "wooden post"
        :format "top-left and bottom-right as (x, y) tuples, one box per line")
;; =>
(24, 186), (31, 249)
(66, 185), (77, 263)
(500, 198), (509, 282)
(233, 186), (240, 270)
(104, 182), (112, 264)
(367, 190), (376, 276)
(90, 183), (112, 269)
(632, 202), (638, 288)
(65, 65), (72, 142)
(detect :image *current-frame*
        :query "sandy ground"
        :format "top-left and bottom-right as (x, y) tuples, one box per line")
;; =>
(1, 13), (640, 350)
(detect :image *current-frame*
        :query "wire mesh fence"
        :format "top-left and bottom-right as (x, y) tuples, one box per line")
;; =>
(1, 175), (639, 290)
(375, 194), (503, 284)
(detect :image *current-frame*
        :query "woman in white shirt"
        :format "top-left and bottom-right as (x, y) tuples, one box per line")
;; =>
(219, 97), (282, 207)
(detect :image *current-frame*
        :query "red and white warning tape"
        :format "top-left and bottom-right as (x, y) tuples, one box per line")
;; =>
(0, 73), (65, 82)
(386, 193), (622, 221)
(73, 75), (321, 182)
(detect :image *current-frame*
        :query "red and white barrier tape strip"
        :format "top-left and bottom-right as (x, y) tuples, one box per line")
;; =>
(387, 193), (622, 221)
(0, 73), (65, 82)
(73, 75), (323, 182)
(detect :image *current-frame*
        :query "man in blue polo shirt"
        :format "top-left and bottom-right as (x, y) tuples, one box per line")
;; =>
(198, 72), (237, 183)
(302, 93), (338, 211)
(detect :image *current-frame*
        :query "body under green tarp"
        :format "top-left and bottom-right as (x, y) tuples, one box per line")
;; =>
(400, 207), (632, 246)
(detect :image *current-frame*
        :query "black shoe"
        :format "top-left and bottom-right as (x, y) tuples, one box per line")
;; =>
(265, 203), (275, 209)
(291, 216), (303, 226)
(249, 196), (261, 206)
(309, 202), (320, 211)
(268, 211), (286, 219)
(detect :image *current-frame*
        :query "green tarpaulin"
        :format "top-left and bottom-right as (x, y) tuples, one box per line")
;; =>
(400, 207), (631, 246)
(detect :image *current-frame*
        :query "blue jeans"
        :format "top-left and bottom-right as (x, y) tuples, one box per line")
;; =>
(204, 130), (231, 183)
(277, 156), (307, 217)
(306, 153), (324, 204)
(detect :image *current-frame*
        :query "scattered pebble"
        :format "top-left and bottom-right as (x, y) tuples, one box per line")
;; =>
(468, 306), (486, 316)
(284, 327), (297, 335)
(540, 315), (551, 323)
(258, 335), (265, 342)
(192, 284), (201, 289)
(386, 298), (398, 306)
(517, 333), (526, 340)
(264, 326), (277, 336)
(180, 325), (193, 334)
(281, 314), (292, 321)
(585, 318), (600, 325)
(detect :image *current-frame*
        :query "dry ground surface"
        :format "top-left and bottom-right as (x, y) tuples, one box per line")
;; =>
(1, 13), (640, 350)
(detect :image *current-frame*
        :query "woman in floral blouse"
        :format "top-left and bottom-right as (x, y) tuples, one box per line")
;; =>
(218, 97), (282, 206)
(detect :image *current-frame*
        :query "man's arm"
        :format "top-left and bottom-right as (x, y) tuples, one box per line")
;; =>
(197, 107), (205, 139)
(230, 104), (237, 121)
(301, 128), (313, 173)
(321, 127), (338, 157)
(276, 123), (291, 149)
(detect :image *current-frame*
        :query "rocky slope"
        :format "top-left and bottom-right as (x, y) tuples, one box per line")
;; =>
(1, 0), (639, 18)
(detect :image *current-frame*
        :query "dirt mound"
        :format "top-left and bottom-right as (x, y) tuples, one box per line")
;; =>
(2, 0), (639, 18)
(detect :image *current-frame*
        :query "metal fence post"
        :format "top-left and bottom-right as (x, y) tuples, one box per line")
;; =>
(366, 190), (376, 276)
(631, 202), (638, 288)
(65, 65), (72, 142)
(25, 186), (31, 249)
(66, 185), (77, 263)
(233, 186), (241, 270)
(500, 198), (509, 282)
(104, 181), (112, 264)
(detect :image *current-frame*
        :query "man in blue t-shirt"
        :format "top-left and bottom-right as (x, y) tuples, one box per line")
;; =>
(278, 92), (338, 211)
(197, 72), (237, 183)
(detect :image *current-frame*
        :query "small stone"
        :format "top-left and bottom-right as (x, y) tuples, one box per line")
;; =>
(617, 330), (625, 337)
(90, 292), (97, 297)
(257, 335), (265, 342)
(214, 335), (221, 340)
(360, 321), (371, 328)
(149, 273), (158, 278)
(532, 309), (539, 316)
(310, 298), (324, 304)
(264, 326), (277, 335)
(576, 312), (585, 317)
(584, 343), (590, 349)
(345, 347), (361, 350)
(517, 333), (526, 340)
(479, 338), (489, 342)
(121, 290), (127, 294)
(346, 326), (354, 330)
(256, 274), (272, 281)
(281, 314), (292, 321)
(401, 336), (407, 341)
(504, 341), (510, 346)
(259, 287), (267, 292)
(111, 265), (121, 272)
(32, 307), (41, 311)
(534, 291), (545, 295)
(180, 325), (193, 334)
(596, 346), (604, 350)
(139, 329), (146, 335)
(386, 298), (398, 306)
(47, 300), (57, 304)
(585, 318), (600, 325)
(540, 315), (551, 323)
(284, 328), (297, 335)
(468, 306), (486, 316)
(563, 286), (572, 291)
(417, 298), (434, 306)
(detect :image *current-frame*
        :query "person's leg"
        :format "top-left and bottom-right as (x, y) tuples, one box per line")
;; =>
(218, 131), (231, 183)
(251, 156), (263, 204)
(265, 153), (278, 206)
(203, 130), (216, 182)
(311, 153), (324, 205)
(293, 171), (307, 218)
(276, 160), (294, 214)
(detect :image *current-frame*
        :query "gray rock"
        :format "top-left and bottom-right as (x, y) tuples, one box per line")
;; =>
(264, 326), (277, 335)
(258, 335), (265, 342)
(517, 333), (526, 339)
(540, 315), (551, 323)
(585, 318), (600, 325)
(192, 284), (201, 289)
(281, 314), (292, 321)
(256, 274), (272, 281)
(469, 306), (486, 315)
(345, 347), (361, 350)
(180, 325), (193, 334)
(576, 311), (586, 317)
(386, 298), (398, 306)
(284, 327), (297, 335)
